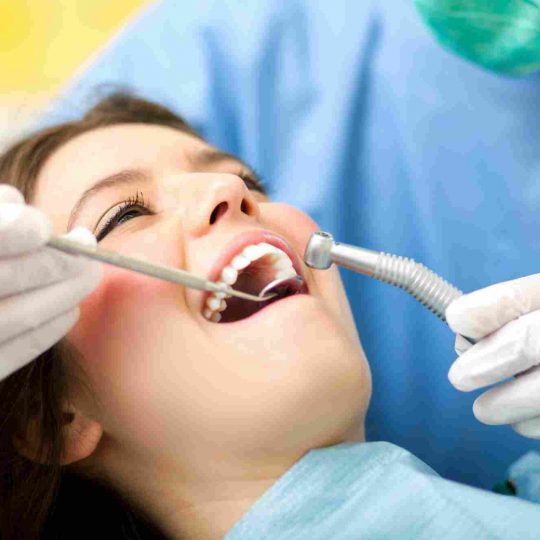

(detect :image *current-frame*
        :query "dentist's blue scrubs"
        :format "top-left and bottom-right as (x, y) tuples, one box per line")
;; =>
(41, 0), (540, 491)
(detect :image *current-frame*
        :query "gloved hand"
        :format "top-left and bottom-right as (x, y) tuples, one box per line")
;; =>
(0, 184), (102, 382)
(446, 274), (540, 439)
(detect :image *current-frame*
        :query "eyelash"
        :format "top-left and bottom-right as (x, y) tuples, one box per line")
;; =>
(95, 172), (264, 241)
(96, 190), (151, 241)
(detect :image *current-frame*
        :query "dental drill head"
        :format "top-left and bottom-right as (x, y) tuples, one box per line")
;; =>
(304, 231), (335, 269)
(304, 231), (380, 276)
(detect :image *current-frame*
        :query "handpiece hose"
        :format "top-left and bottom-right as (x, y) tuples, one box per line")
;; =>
(304, 231), (463, 323)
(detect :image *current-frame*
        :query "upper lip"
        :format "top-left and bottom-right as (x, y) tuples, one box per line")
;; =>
(201, 229), (306, 311)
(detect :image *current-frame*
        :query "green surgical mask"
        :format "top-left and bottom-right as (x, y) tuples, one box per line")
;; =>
(414, 0), (540, 75)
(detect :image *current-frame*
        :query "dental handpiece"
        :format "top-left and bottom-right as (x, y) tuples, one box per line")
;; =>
(304, 231), (474, 344)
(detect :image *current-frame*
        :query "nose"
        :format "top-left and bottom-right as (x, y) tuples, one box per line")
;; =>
(187, 174), (260, 236)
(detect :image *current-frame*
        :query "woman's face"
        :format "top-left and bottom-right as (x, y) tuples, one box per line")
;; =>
(34, 123), (370, 477)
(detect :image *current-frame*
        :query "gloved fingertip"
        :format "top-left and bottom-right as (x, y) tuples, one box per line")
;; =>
(63, 226), (97, 247)
(513, 417), (540, 439)
(446, 298), (489, 340)
(445, 298), (470, 334)
(11, 206), (53, 246)
(454, 334), (474, 356)
(0, 184), (25, 205)
(0, 202), (25, 227)
(472, 396), (499, 425)
(448, 362), (474, 392)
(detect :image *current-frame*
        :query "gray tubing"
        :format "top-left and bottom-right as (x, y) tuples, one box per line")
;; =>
(373, 253), (463, 321)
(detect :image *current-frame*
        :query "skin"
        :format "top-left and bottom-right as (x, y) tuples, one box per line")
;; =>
(28, 123), (371, 539)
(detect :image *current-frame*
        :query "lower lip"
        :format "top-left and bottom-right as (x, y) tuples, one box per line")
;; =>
(209, 291), (312, 327)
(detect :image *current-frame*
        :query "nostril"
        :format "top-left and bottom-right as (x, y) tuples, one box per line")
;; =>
(210, 201), (228, 224)
(209, 196), (254, 225)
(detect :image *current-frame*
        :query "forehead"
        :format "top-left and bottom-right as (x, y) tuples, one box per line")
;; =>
(36, 123), (214, 198)
(33, 123), (230, 229)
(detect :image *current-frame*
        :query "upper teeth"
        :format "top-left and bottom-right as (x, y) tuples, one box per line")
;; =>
(203, 242), (298, 322)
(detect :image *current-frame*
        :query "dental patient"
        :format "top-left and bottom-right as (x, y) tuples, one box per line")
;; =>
(0, 94), (538, 540)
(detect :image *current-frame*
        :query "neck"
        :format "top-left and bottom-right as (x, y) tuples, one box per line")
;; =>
(160, 476), (280, 539)
(93, 428), (365, 539)
(95, 442), (308, 539)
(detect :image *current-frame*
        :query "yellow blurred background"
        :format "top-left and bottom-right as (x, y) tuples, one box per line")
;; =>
(0, 0), (150, 146)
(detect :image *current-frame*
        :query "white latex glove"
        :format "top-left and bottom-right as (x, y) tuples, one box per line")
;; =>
(0, 184), (103, 382)
(446, 274), (540, 439)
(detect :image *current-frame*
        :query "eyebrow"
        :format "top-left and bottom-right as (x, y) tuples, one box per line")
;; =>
(67, 149), (264, 231)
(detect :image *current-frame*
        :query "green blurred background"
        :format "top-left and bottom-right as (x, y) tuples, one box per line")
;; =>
(0, 0), (150, 147)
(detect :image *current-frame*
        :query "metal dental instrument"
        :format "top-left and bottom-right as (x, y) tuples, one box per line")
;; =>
(258, 275), (305, 298)
(304, 231), (475, 344)
(47, 235), (278, 302)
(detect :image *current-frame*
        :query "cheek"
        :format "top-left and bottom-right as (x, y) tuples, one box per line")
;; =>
(67, 228), (186, 364)
(66, 265), (181, 369)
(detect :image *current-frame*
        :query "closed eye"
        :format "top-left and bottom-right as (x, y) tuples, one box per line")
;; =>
(237, 170), (265, 194)
(96, 191), (152, 241)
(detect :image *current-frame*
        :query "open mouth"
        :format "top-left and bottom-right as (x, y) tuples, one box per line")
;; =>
(202, 239), (308, 323)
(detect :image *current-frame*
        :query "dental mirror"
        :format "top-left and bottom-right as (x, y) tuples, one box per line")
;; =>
(258, 275), (304, 299)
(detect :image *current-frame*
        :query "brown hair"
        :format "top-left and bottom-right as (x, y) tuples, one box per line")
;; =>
(0, 93), (200, 539)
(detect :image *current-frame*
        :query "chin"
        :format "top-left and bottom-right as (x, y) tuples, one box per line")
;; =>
(266, 304), (370, 449)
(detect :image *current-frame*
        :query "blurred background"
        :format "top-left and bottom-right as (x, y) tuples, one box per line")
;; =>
(0, 0), (150, 149)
